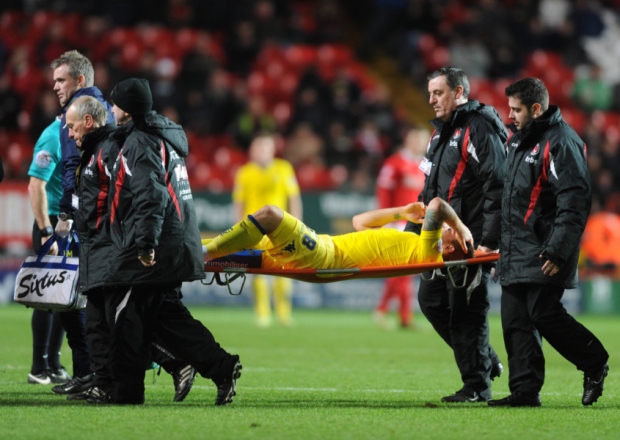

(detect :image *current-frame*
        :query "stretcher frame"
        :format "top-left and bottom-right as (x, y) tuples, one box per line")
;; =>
(203, 253), (499, 296)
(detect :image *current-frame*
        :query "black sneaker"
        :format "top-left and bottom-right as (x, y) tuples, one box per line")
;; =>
(441, 388), (490, 403)
(66, 389), (89, 401)
(582, 364), (609, 406)
(490, 362), (503, 381)
(50, 367), (72, 384)
(488, 392), (541, 407)
(85, 386), (112, 404)
(52, 374), (94, 395)
(172, 364), (197, 402)
(215, 355), (242, 406)
(28, 371), (52, 385)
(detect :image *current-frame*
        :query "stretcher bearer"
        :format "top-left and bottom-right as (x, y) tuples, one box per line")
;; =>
(404, 67), (506, 403)
(489, 77), (609, 408)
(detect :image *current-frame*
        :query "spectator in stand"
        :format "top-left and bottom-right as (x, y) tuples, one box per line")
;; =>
(448, 34), (491, 80)
(233, 133), (302, 327)
(29, 90), (60, 142)
(361, 84), (400, 148)
(224, 20), (260, 78)
(7, 45), (46, 113)
(314, 0), (346, 43)
(36, 19), (71, 67)
(324, 121), (355, 170)
(357, 0), (408, 60)
(284, 122), (324, 168)
(151, 56), (180, 111)
(568, 0), (605, 39)
(204, 67), (243, 135)
(328, 69), (362, 130)
(571, 64), (612, 113)
(374, 127), (428, 329)
(233, 94), (276, 150)
(0, 73), (22, 130)
(353, 119), (387, 174)
(289, 86), (327, 136)
(179, 89), (211, 136)
(253, 0), (287, 45)
(176, 33), (217, 95)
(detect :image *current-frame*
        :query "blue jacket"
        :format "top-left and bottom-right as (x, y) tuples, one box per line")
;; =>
(59, 86), (114, 214)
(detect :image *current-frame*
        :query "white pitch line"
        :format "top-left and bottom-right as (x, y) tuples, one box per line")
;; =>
(189, 385), (419, 393)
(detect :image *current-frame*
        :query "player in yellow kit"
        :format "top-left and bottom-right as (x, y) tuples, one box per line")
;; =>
(233, 134), (302, 327)
(205, 197), (474, 273)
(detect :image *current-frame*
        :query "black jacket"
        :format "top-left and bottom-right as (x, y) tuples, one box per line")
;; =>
(406, 100), (507, 248)
(74, 124), (119, 292)
(104, 113), (205, 286)
(498, 106), (590, 288)
(59, 87), (114, 214)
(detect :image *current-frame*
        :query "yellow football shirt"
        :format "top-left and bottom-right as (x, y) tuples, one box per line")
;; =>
(255, 212), (443, 270)
(233, 158), (300, 215)
(331, 228), (443, 267)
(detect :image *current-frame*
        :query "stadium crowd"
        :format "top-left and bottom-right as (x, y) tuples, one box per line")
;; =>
(0, 0), (620, 265)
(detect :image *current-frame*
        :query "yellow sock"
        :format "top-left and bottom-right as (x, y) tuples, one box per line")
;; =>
(274, 277), (292, 325)
(205, 216), (265, 260)
(253, 275), (271, 325)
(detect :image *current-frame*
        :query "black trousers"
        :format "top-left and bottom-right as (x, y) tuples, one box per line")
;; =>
(104, 283), (232, 404)
(501, 283), (609, 396)
(418, 267), (498, 393)
(85, 289), (110, 387)
(85, 289), (193, 389)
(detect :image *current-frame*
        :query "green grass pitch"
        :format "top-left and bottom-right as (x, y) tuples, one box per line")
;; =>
(0, 303), (618, 440)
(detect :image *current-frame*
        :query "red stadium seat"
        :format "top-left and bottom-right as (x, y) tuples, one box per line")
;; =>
(561, 107), (587, 135)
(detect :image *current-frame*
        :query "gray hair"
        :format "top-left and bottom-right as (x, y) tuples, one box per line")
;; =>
(50, 50), (94, 87)
(428, 67), (470, 99)
(70, 96), (108, 127)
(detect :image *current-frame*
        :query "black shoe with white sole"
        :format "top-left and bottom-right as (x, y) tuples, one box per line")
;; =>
(215, 355), (242, 406)
(172, 364), (197, 402)
(582, 364), (609, 406)
(52, 374), (94, 395)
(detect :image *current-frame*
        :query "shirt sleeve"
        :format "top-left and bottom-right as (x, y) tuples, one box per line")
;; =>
(28, 128), (61, 183)
(417, 229), (443, 263)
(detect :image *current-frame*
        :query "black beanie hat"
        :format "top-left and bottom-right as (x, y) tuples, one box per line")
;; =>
(110, 78), (153, 114)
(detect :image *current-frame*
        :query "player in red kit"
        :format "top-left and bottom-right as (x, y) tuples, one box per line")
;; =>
(374, 128), (429, 328)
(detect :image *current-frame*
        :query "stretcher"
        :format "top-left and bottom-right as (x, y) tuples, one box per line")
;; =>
(203, 251), (499, 297)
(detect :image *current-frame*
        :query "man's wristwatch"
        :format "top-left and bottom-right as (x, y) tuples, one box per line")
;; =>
(39, 225), (54, 237)
(58, 212), (73, 221)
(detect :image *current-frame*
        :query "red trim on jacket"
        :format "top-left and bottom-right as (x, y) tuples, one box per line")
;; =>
(524, 140), (551, 225)
(160, 141), (182, 221)
(95, 148), (107, 229)
(110, 149), (126, 224)
(447, 126), (470, 202)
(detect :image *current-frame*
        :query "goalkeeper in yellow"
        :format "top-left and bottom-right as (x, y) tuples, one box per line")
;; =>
(205, 197), (474, 275)
(233, 134), (302, 327)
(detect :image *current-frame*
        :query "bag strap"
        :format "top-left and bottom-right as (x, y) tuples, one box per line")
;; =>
(37, 233), (59, 261)
(59, 230), (80, 257)
(36, 230), (80, 261)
